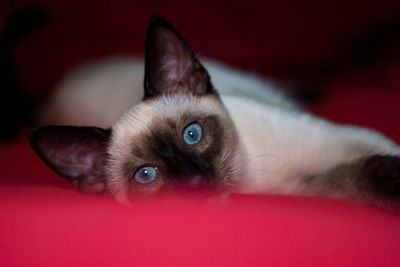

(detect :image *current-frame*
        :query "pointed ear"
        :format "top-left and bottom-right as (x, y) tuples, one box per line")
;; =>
(144, 17), (215, 99)
(29, 126), (111, 193)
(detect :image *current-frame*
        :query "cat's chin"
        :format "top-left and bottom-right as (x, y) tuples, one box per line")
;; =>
(114, 192), (131, 205)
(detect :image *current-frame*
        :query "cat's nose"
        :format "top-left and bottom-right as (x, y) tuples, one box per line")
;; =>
(173, 174), (213, 192)
(183, 174), (205, 187)
(176, 168), (213, 187)
(158, 143), (214, 186)
(173, 158), (213, 187)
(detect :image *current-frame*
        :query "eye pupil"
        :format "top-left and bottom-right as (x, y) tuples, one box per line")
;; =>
(183, 123), (202, 145)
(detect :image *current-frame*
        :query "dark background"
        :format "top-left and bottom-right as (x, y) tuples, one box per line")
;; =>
(1, 0), (400, 138)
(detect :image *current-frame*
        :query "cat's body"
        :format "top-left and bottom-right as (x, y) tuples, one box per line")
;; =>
(31, 17), (400, 208)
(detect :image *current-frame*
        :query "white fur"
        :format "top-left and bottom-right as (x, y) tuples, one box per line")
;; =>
(40, 57), (400, 197)
(223, 96), (399, 194)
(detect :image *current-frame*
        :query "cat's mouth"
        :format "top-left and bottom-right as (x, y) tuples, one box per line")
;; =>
(163, 176), (224, 195)
(184, 175), (205, 187)
(170, 174), (215, 188)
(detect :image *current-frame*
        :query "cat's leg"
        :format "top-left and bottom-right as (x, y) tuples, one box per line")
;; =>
(283, 118), (400, 209)
(305, 153), (400, 209)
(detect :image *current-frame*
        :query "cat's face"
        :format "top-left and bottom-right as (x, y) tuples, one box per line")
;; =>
(107, 93), (243, 200)
(30, 17), (244, 201)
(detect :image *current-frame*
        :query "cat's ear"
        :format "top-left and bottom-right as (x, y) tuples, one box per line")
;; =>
(29, 126), (111, 193)
(144, 17), (215, 99)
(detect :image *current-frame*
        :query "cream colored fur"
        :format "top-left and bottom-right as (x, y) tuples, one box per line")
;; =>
(39, 57), (400, 200)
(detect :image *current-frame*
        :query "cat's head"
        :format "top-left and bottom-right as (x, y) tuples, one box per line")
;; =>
(30, 17), (244, 202)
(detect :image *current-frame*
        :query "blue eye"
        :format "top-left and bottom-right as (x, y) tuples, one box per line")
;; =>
(134, 166), (158, 184)
(183, 123), (202, 145)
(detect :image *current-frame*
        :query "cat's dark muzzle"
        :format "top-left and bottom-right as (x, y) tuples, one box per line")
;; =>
(172, 170), (214, 189)
(154, 138), (216, 188)
(167, 154), (215, 188)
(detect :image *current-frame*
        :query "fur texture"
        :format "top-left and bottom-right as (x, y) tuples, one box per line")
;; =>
(31, 17), (400, 208)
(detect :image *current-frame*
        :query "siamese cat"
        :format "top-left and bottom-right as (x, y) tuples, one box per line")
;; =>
(30, 17), (400, 208)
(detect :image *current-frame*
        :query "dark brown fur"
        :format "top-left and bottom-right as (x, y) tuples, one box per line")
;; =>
(144, 17), (215, 99)
(358, 155), (400, 206)
(305, 154), (400, 209)
(121, 113), (227, 192)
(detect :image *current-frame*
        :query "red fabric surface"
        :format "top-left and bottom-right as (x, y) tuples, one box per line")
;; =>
(2, 1), (400, 266)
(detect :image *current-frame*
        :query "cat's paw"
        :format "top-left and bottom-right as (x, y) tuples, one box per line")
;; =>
(360, 155), (400, 200)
